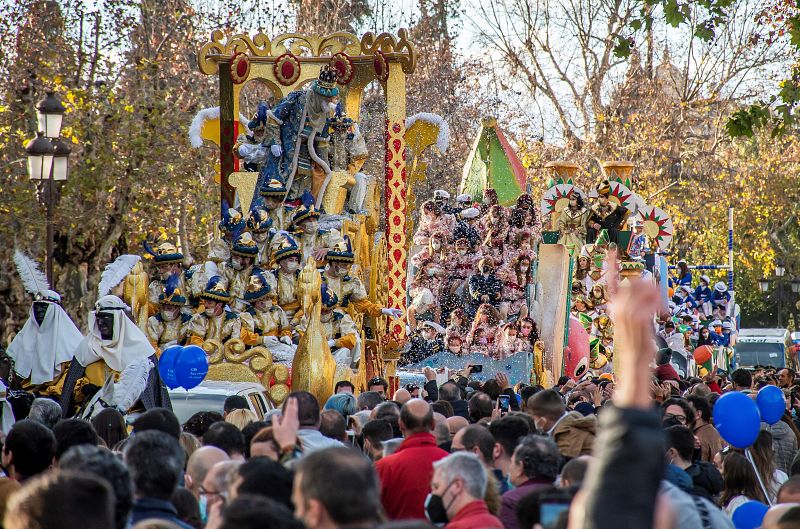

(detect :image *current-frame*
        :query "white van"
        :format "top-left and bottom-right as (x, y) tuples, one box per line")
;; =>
(734, 328), (794, 370)
(167, 380), (276, 424)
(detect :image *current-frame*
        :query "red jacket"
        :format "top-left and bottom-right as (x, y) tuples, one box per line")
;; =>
(445, 500), (504, 529)
(376, 432), (449, 520)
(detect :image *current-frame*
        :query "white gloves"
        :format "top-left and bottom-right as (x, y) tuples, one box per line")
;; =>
(327, 339), (337, 348)
(381, 307), (403, 318)
(280, 336), (293, 345)
(261, 336), (280, 346)
(270, 144), (282, 157)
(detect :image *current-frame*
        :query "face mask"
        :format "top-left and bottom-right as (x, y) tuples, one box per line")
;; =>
(162, 309), (179, 322)
(432, 241), (442, 251)
(332, 265), (349, 278)
(303, 221), (318, 233)
(478, 336), (488, 345)
(457, 249), (467, 255)
(428, 268), (436, 277)
(199, 494), (209, 525)
(424, 490), (450, 525)
(521, 327), (531, 337)
(33, 302), (49, 326)
(231, 257), (244, 270)
(327, 102), (338, 113)
(205, 307), (217, 317)
(254, 232), (269, 243)
(257, 299), (273, 310)
(282, 261), (299, 273)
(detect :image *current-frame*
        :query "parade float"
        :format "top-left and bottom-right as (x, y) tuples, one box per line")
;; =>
(179, 30), (433, 404)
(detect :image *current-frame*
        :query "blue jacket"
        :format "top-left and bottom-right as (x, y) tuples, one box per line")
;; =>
(693, 285), (714, 305)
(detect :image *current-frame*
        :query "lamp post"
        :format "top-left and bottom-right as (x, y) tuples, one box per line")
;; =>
(25, 90), (67, 285)
(758, 265), (800, 328)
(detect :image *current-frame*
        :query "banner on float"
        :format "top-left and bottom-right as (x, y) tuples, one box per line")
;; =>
(398, 351), (533, 388)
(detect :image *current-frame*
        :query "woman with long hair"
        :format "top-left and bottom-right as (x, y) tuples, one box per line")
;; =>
(719, 451), (767, 515)
(674, 260), (693, 287)
(498, 254), (533, 321)
(468, 304), (500, 352)
(518, 317), (540, 350)
(750, 430), (788, 501)
(445, 308), (469, 343)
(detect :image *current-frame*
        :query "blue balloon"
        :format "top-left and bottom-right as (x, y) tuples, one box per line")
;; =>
(714, 391), (761, 448)
(175, 345), (209, 390)
(158, 345), (183, 390)
(731, 500), (768, 529)
(756, 385), (785, 425)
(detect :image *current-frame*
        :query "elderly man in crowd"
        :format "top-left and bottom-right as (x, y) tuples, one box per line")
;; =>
(428, 452), (503, 529)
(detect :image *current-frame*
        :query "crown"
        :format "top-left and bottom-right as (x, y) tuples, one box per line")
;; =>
(317, 66), (338, 90)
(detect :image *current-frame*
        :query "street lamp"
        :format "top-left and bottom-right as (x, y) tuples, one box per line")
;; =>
(792, 277), (800, 295)
(759, 278), (771, 293)
(51, 138), (71, 181)
(25, 132), (54, 181)
(776, 265), (786, 278)
(25, 90), (69, 285)
(36, 91), (65, 139)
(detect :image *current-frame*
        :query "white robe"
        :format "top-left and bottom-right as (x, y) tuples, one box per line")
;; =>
(73, 295), (155, 371)
(7, 301), (82, 385)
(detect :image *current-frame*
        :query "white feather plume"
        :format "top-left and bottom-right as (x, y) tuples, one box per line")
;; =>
(98, 254), (141, 298)
(112, 357), (153, 413)
(188, 106), (251, 148)
(13, 249), (50, 295)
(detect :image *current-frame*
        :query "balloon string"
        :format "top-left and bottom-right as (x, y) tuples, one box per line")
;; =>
(745, 447), (773, 507)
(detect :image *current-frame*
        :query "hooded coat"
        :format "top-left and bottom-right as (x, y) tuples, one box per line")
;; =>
(552, 411), (597, 458)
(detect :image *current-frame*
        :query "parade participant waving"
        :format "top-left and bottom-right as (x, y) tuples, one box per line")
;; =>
(468, 304), (501, 356)
(144, 241), (188, 311)
(496, 322), (528, 360)
(60, 295), (170, 416)
(240, 270), (296, 365)
(291, 191), (343, 266)
(322, 236), (402, 319)
(145, 274), (191, 350)
(8, 250), (82, 389)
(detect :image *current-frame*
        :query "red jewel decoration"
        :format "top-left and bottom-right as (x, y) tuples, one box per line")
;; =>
(329, 52), (354, 85)
(373, 50), (389, 82)
(230, 52), (250, 84)
(273, 53), (301, 86)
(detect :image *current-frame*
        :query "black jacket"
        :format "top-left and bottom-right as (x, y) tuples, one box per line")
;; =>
(581, 406), (665, 529)
(685, 461), (724, 501)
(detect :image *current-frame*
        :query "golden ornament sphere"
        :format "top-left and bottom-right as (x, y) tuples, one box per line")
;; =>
(273, 364), (289, 383)
(270, 383), (290, 404)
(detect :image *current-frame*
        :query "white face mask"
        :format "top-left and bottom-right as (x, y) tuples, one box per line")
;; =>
(331, 265), (349, 277)
(253, 232), (269, 243)
(162, 309), (179, 322)
(256, 299), (273, 310)
(204, 307), (217, 317)
(457, 249), (467, 255)
(281, 260), (300, 273)
(432, 241), (442, 251)
(303, 221), (318, 234)
(231, 257), (244, 270)
(327, 102), (338, 113)
(427, 268), (436, 277)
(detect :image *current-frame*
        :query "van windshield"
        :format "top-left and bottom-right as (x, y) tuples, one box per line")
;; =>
(735, 342), (785, 369)
(168, 392), (228, 424)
